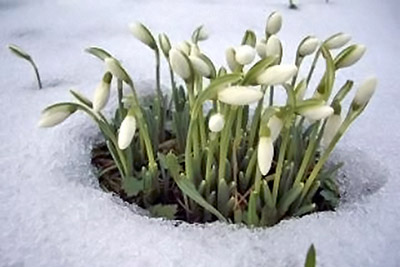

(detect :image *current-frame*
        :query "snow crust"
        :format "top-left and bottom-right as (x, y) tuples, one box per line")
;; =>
(1, 0), (399, 266)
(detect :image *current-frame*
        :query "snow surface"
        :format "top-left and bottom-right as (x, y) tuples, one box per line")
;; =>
(0, 0), (399, 266)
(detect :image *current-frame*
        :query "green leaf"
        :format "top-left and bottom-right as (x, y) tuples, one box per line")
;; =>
(247, 191), (260, 226)
(149, 204), (177, 220)
(164, 152), (227, 222)
(122, 177), (144, 197)
(85, 46), (112, 61)
(277, 183), (304, 216)
(304, 244), (316, 267)
(315, 45), (335, 101)
(241, 56), (277, 85)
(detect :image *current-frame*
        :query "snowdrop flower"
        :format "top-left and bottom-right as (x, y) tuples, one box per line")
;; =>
(118, 112), (137, 150)
(158, 33), (171, 58)
(195, 25), (209, 41)
(256, 39), (267, 58)
(257, 136), (274, 175)
(266, 35), (282, 58)
(268, 115), (283, 142)
(298, 36), (319, 57)
(169, 48), (192, 80)
(324, 32), (351, 50)
(266, 11), (282, 35)
(38, 105), (76, 127)
(225, 47), (240, 72)
(234, 45), (256, 65)
(92, 72), (112, 112)
(129, 22), (157, 50)
(335, 44), (366, 69)
(218, 86), (263, 106)
(257, 64), (298, 85)
(353, 76), (377, 107)
(322, 114), (342, 147)
(189, 45), (201, 56)
(208, 113), (225, 132)
(299, 105), (334, 121)
(105, 57), (131, 84)
(189, 55), (210, 77)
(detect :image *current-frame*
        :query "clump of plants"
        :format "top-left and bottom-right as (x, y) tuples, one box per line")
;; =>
(39, 12), (377, 227)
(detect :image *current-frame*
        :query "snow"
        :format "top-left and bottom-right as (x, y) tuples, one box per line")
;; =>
(0, 0), (399, 266)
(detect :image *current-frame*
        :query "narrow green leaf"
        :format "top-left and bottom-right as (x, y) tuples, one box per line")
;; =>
(241, 56), (277, 85)
(277, 183), (304, 216)
(247, 191), (260, 226)
(304, 244), (316, 267)
(70, 89), (93, 108)
(149, 204), (177, 220)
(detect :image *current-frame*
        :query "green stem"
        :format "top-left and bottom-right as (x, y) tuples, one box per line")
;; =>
(218, 107), (237, 181)
(269, 86), (274, 106)
(306, 49), (321, 85)
(30, 60), (42, 89)
(205, 133), (218, 192)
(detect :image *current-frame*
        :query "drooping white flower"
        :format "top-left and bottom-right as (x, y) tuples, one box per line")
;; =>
(256, 39), (267, 58)
(353, 76), (377, 106)
(93, 72), (112, 112)
(324, 32), (351, 50)
(257, 64), (298, 85)
(194, 25), (209, 41)
(234, 45), (256, 65)
(322, 114), (342, 147)
(299, 105), (334, 121)
(298, 36), (319, 57)
(266, 11), (282, 35)
(335, 44), (366, 69)
(189, 55), (210, 77)
(267, 115), (283, 142)
(218, 86), (263, 106)
(169, 48), (192, 80)
(105, 57), (131, 84)
(158, 33), (171, 58)
(129, 22), (157, 50)
(118, 114), (137, 150)
(225, 47), (240, 72)
(38, 105), (76, 128)
(176, 41), (191, 55)
(266, 35), (282, 58)
(208, 113), (225, 132)
(257, 137), (274, 175)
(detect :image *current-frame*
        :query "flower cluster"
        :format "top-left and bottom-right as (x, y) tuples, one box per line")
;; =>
(39, 12), (376, 226)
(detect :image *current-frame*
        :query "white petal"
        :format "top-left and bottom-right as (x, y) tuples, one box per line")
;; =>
(256, 40), (267, 58)
(129, 22), (155, 49)
(93, 81), (111, 112)
(218, 86), (263, 106)
(336, 45), (366, 69)
(189, 55), (210, 77)
(325, 33), (351, 50)
(105, 58), (130, 83)
(266, 12), (282, 35)
(268, 115), (283, 142)
(300, 105), (334, 121)
(298, 37), (319, 57)
(266, 35), (282, 58)
(353, 76), (377, 106)
(38, 106), (73, 128)
(208, 113), (225, 132)
(169, 48), (191, 80)
(322, 114), (342, 147)
(257, 137), (274, 175)
(234, 45), (256, 65)
(225, 47), (240, 72)
(257, 64), (298, 85)
(118, 115), (137, 150)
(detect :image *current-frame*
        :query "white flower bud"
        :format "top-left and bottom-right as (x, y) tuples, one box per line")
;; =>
(299, 105), (334, 121)
(257, 64), (298, 85)
(176, 41), (191, 55)
(38, 105), (76, 128)
(266, 11), (282, 35)
(234, 45), (256, 65)
(324, 33), (351, 50)
(298, 36), (319, 57)
(105, 57), (131, 84)
(93, 72), (112, 112)
(268, 115), (283, 142)
(218, 86), (263, 106)
(256, 39), (267, 58)
(322, 114), (342, 147)
(257, 137), (274, 175)
(208, 113), (225, 132)
(169, 48), (192, 80)
(353, 76), (377, 107)
(189, 45), (201, 56)
(118, 114), (137, 150)
(129, 22), (157, 50)
(335, 44), (366, 69)
(225, 47), (240, 72)
(266, 35), (282, 58)
(189, 55), (210, 77)
(158, 33), (171, 58)
(195, 25), (209, 41)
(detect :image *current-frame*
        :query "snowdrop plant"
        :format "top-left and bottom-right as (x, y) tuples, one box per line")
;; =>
(40, 11), (376, 226)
